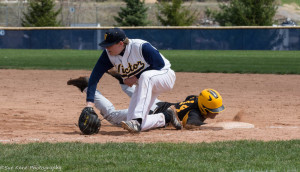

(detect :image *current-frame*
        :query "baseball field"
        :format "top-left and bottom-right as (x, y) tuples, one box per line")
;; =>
(0, 49), (299, 171)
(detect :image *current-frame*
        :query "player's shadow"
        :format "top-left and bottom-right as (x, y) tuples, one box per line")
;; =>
(99, 130), (129, 136)
(62, 131), (82, 135)
(62, 130), (129, 136)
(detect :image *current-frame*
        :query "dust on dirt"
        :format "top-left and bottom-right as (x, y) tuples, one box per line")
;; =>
(232, 110), (246, 122)
(0, 70), (299, 144)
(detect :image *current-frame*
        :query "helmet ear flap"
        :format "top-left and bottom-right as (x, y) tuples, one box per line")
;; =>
(199, 106), (208, 115)
(198, 93), (208, 115)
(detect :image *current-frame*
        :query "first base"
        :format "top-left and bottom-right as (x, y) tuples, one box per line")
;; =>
(200, 122), (255, 130)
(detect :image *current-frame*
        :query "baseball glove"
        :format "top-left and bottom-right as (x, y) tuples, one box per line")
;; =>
(78, 107), (101, 135)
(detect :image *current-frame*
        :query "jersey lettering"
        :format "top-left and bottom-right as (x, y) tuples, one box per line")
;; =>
(117, 61), (145, 76)
(175, 98), (196, 119)
(177, 104), (188, 112)
(179, 100), (194, 105)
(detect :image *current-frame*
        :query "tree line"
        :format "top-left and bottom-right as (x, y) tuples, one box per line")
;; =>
(21, 0), (278, 27)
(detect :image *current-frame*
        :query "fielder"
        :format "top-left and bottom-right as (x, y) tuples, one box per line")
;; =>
(85, 27), (177, 133)
(67, 74), (181, 133)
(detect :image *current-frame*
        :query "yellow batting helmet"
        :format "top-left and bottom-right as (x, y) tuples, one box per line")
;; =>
(198, 89), (225, 115)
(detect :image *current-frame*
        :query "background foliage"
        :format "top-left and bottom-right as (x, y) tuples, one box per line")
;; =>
(114, 0), (149, 26)
(156, 0), (198, 26)
(2, 0), (300, 27)
(22, 0), (61, 27)
(211, 0), (278, 26)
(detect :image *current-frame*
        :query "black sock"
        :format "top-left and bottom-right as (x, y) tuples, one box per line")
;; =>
(105, 71), (124, 84)
(163, 111), (171, 124)
(134, 118), (142, 125)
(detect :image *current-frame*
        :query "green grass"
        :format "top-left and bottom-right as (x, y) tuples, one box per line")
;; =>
(0, 49), (299, 74)
(0, 49), (299, 171)
(281, 0), (300, 6)
(0, 49), (99, 70)
(0, 140), (299, 171)
(162, 50), (300, 74)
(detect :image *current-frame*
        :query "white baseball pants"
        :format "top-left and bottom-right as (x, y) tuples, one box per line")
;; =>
(127, 69), (176, 131)
(84, 84), (161, 129)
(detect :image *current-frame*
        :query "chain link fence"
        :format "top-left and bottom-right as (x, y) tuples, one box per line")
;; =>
(0, 0), (163, 27)
(0, 0), (125, 27)
(0, 1), (26, 26)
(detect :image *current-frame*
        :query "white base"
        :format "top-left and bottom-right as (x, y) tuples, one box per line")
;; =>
(200, 122), (255, 130)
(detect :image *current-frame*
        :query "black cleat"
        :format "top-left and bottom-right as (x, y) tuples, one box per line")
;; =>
(106, 69), (124, 84)
(167, 106), (182, 130)
(67, 76), (89, 92)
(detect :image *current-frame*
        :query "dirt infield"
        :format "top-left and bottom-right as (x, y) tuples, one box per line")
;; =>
(0, 69), (299, 144)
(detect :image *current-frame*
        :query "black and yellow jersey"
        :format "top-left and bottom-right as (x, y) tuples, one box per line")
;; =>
(153, 95), (206, 127)
(174, 95), (206, 127)
(174, 95), (199, 120)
